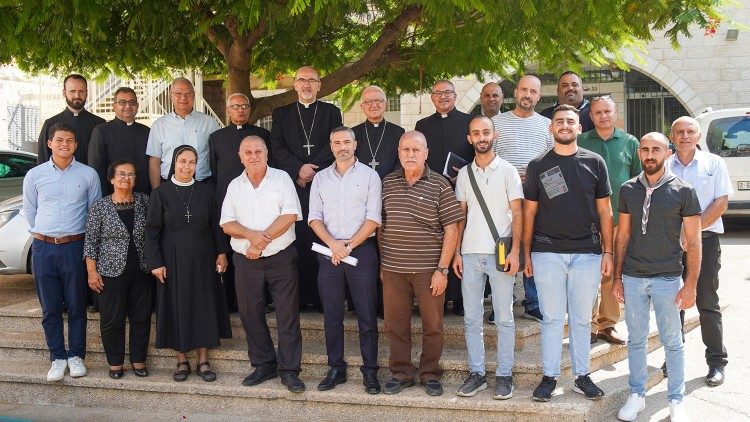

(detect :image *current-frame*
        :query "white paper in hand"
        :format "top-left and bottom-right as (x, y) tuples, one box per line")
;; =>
(311, 242), (359, 266)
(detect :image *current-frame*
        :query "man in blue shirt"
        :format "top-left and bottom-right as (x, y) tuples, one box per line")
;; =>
(23, 123), (101, 382)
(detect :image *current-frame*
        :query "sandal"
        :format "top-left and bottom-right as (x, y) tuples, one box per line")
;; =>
(197, 361), (217, 382)
(173, 361), (191, 382)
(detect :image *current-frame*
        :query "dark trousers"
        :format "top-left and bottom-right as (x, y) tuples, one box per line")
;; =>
(317, 241), (379, 374)
(31, 238), (87, 360)
(681, 233), (727, 367)
(97, 266), (153, 366)
(382, 270), (445, 382)
(234, 246), (302, 372)
(295, 184), (322, 308)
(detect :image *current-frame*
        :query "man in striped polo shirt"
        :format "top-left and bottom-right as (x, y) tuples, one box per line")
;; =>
(379, 131), (464, 397)
(492, 74), (553, 323)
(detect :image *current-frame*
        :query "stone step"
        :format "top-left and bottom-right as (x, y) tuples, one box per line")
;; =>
(0, 299), (546, 350)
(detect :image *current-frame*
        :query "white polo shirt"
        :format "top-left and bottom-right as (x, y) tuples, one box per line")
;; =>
(455, 155), (524, 254)
(667, 149), (734, 233)
(220, 166), (303, 256)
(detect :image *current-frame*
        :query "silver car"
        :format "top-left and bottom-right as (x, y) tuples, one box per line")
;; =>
(0, 149), (37, 203)
(0, 195), (32, 274)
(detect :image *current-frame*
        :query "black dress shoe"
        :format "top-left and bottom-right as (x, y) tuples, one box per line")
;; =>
(383, 377), (415, 395)
(706, 366), (725, 386)
(109, 368), (124, 379)
(173, 361), (191, 382)
(242, 366), (278, 386)
(197, 361), (217, 382)
(423, 379), (443, 396)
(280, 371), (306, 393)
(317, 369), (347, 391)
(133, 367), (149, 377)
(363, 373), (381, 394)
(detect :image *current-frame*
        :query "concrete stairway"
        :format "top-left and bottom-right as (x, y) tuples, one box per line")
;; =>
(0, 297), (700, 421)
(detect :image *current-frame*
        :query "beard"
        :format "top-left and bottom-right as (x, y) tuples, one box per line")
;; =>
(554, 135), (576, 145)
(66, 97), (85, 110)
(473, 141), (493, 154)
(643, 159), (665, 175)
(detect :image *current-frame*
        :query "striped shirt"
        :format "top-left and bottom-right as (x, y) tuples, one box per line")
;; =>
(491, 111), (553, 174)
(380, 167), (463, 273)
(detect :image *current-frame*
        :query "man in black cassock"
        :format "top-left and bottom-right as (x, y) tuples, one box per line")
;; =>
(88, 87), (151, 196)
(37, 74), (105, 165)
(209, 92), (271, 312)
(270, 66), (342, 312)
(353, 86), (405, 180)
(414, 79), (474, 316)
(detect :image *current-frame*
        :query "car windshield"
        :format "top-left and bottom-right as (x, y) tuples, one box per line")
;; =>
(706, 116), (750, 157)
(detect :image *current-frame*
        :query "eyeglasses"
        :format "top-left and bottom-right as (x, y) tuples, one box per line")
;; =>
(115, 172), (137, 180)
(115, 100), (138, 107)
(431, 90), (455, 97)
(362, 99), (385, 106)
(171, 91), (195, 98)
(227, 104), (251, 110)
(295, 78), (320, 85)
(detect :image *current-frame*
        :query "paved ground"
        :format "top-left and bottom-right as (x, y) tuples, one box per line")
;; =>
(1, 218), (749, 421)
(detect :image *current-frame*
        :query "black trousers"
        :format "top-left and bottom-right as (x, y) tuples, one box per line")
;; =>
(97, 265), (153, 366)
(295, 184), (322, 308)
(234, 246), (302, 372)
(681, 232), (727, 367)
(317, 241), (379, 374)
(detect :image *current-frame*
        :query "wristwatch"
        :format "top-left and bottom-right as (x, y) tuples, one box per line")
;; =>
(436, 267), (449, 275)
(344, 242), (353, 252)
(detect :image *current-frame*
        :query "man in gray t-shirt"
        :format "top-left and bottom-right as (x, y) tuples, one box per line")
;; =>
(612, 132), (701, 422)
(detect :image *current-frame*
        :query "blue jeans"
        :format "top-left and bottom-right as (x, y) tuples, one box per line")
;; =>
(623, 275), (685, 402)
(461, 254), (515, 376)
(532, 252), (601, 377)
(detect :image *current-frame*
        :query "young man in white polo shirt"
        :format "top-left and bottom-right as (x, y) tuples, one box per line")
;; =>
(452, 116), (524, 399)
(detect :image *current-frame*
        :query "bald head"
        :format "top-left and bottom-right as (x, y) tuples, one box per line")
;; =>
(514, 75), (542, 113)
(671, 116), (700, 134)
(480, 82), (504, 117)
(641, 132), (670, 149)
(238, 136), (269, 171)
(239, 135), (268, 152)
(295, 66), (319, 80)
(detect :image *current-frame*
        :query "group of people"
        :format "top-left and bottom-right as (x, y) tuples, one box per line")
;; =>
(22, 68), (731, 422)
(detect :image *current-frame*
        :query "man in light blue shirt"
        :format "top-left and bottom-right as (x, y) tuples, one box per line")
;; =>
(308, 126), (382, 394)
(23, 122), (101, 382)
(146, 77), (220, 187)
(667, 116), (734, 387)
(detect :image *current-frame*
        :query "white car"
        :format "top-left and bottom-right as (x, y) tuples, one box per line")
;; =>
(0, 149), (37, 203)
(696, 108), (750, 217)
(0, 195), (32, 274)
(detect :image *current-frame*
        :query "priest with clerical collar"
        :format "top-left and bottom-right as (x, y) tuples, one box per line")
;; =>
(88, 87), (151, 195)
(414, 80), (475, 181)
(270, 66), (343, 312)
(352, 86), (405, 180)
(37, 74), (105, 165)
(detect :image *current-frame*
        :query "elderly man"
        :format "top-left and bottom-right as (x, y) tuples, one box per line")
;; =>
(88, 87), (151, 195)
(415, 79), (473, 316)
(23, 123), (101, 381)
(210, 93), (271, 311)
(220, 136), (305, 393)
(492, 74), (553, 323)
(452, 116), (523, 399)
(37, 74), (105, 165)
(352, 86), (405, 179)
(146, 77), (220, 188)
(613, 132), (702, 422)
(380, 131), (463, 397)
(309, 126), (382, 393)
(577, 95), (641, 345)
(524, 105), (613, 402)
(540, 71), (593, 132)
(667, 116), (733, 386)
(270, 66), (343, 312)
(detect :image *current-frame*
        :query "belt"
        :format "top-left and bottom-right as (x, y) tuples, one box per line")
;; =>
(351, 237), (376, 250)
(33, 233), (85, 244)
(701, 231), (718, 239)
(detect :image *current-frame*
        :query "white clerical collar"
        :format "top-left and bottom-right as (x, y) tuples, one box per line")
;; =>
(368, 119), (384, 128)
(440, 113), (448, 118)
(236, 125), (243, 129)
(171, 175), (195, 186)
(298, 100), (316, 108)
(126, 121), (133, 126)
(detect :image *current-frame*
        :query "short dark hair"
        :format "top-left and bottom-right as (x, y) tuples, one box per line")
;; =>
(330, 125), (356, 142)
(559, 70), (581, 81)
(113, 87), (136, 98)
(107, 159), (138, 181)
(551, 104), (580, 119)
(63, 74), (87, 87)
(48, 123), (76, 141)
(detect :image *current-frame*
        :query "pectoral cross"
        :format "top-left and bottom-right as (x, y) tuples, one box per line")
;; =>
(185, 209), (192, 222)
(368, 158), (379, 170)
(303, 142), (314, 155)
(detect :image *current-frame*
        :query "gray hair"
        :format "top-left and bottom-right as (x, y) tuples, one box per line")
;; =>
(226, 93), (251, 107)
(330, 126), (356, 142)
(170, 77), (194, 91)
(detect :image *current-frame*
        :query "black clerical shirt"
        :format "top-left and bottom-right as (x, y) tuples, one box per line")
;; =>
(37, 108), (105, 165)
(414, 108), (474, 175)
(352, 119), (405, 179)
(88, 117), (151, 195)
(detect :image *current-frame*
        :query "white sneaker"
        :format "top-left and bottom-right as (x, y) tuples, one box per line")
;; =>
(617, 393), (646, 421)
(669, 399), (689, 422)
(46, 359), (67, 381)
(67, 356), (87, 378)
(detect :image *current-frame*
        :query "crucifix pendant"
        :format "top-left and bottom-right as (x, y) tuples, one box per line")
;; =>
(303, 142), (314, 155)
(368, 158), (379, 170)
(185, 209), (192, 222)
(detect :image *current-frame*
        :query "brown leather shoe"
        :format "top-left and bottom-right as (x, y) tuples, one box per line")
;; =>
(597, 327), (626, 344)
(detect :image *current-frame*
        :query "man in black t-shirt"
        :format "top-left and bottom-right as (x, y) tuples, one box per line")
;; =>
(523, 104), (613, 402)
